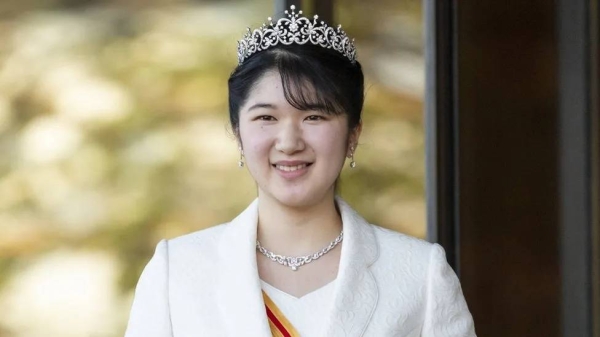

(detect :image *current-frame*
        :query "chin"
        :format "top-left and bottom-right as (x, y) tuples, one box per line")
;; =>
(274, 194), (313, 208)
(269, 187), (332, 209)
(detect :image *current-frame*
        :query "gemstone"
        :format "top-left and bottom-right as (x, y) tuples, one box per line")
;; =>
(291, 266), (298, 271)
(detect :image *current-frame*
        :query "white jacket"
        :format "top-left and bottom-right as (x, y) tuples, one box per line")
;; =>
(125, 198), (477, 337)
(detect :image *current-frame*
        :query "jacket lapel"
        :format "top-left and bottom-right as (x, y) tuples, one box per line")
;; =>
(322, 197), (379, 337)
(215, 199), (272, 337)
(214, 197), (380, 337)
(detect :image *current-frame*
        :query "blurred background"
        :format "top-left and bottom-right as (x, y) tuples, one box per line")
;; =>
(0, 0), (424, 336)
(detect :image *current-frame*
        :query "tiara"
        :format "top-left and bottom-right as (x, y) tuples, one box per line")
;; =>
(237, 5), (357, 65)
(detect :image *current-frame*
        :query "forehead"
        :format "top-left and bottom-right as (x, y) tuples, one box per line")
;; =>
(246, 70), (319, 109)
(248, 71), (284, 101)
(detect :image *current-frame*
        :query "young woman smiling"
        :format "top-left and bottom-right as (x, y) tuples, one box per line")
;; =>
(125, 6), (477, 337)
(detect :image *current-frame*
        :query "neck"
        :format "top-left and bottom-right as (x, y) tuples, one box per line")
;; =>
(256, 191), (343, 256)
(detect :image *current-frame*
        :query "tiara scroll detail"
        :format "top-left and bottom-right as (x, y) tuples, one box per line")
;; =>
(237, 5), (357, 65)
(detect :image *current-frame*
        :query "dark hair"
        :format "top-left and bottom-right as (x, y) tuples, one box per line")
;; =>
(228, 44), (364, 134)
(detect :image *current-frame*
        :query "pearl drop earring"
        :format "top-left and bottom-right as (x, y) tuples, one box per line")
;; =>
(238, 147), (244, 168)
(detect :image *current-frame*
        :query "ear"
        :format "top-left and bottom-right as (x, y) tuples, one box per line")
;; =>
(347, 121), (363, 157)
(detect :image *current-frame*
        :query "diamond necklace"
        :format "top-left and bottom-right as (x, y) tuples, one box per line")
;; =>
(256, 231), (343, 271)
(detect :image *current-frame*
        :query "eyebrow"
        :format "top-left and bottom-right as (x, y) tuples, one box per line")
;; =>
(246, 102), (331, 114)
(246, 103), (276, 112)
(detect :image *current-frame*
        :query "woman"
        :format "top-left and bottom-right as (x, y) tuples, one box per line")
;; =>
(125, 6), (477, 337)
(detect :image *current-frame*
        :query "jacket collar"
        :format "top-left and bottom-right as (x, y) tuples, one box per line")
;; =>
(215, 196), (379, 337)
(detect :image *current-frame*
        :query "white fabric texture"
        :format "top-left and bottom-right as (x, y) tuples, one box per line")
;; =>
(261, 279), (336, 336)
(124, 197), (477, 337)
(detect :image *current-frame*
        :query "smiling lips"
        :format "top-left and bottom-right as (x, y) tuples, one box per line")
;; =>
(272, 161), (313, 178)
(275, 163), (308, 171)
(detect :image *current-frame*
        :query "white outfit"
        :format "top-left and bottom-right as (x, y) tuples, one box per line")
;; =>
(261, 279), (336, 336)
(124, 197), (477, 337)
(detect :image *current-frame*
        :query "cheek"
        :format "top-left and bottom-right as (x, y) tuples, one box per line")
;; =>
(239, 124), (272, 162)
(308, 126), (348, 158)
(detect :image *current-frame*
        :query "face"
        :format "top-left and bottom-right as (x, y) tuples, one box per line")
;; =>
(238, 71), (360, 208)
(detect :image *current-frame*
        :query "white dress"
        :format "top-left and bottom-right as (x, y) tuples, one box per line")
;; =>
(124, 197), (477, 336)
(261, 280), (336, 336)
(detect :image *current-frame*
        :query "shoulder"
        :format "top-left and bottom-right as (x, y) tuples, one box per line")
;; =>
(169, 222), (229, 247)
(367, 223), (443, 275)
(370, 223), (437, 257)
(157, 222), (231, 266)
(337, 196), (439, 263)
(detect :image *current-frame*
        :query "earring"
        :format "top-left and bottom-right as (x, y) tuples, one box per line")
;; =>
(238, 147), (244, 168)
(349, 146), (356, 168)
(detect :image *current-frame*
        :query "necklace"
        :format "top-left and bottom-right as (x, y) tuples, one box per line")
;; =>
(256, 231), (343, 271)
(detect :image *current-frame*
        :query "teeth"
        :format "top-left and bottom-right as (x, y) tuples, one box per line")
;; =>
(276, 164), (308, 172)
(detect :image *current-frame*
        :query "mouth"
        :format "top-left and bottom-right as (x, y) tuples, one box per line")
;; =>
(272, 163), (313, 172)
(271, 161), (314, 180)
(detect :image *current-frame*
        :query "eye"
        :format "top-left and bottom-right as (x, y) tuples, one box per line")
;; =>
(305, 115), (325, 121)
(256, 115), (276, 121)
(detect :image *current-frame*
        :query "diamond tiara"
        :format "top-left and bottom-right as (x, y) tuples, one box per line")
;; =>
(237, 5), (357, 65)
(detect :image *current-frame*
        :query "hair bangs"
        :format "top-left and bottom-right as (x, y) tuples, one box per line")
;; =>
(275, 51), (345, 116)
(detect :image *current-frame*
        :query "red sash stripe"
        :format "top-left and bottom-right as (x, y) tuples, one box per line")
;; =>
(262, 290), (300, 337)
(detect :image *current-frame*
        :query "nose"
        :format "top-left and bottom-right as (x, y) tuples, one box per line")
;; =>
(275, 120), (305, 154)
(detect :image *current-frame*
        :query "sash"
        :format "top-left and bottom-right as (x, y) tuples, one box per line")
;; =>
(262, 290), (301, 337)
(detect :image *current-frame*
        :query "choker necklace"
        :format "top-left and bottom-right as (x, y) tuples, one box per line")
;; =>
(256, 231), (343, 271)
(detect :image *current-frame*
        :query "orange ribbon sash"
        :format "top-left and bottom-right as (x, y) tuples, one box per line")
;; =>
(262, 290), (300, 337)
